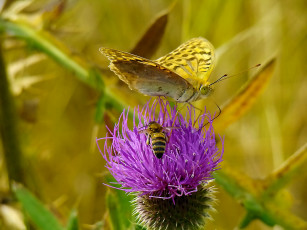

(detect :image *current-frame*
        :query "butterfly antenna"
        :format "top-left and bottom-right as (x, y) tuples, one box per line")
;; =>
(209, 74), (228, 86)
(210, 64), (261, 86)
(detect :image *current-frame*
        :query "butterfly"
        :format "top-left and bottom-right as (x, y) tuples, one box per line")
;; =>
(99, 37), (215, 103)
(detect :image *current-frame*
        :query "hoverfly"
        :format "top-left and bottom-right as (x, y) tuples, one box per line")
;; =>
(139, 121), (171, 159)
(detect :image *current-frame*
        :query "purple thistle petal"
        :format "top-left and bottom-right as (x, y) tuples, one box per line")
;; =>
(97, 100), (223, 201)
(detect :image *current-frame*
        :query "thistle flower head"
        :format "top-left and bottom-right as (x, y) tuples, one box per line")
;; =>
(97, 100), (223, 229)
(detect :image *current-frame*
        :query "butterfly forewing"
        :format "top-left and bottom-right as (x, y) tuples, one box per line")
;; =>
(99, 48), (195, 101)
(156, 37), (215, 84)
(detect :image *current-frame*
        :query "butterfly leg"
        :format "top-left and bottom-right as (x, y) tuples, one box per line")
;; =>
(168, 102), (185, 138)
(165, 132), (169, 143)
(199, 101), (222, 130)
(188, 102), (203, 127)
(157, 96), (167, 126)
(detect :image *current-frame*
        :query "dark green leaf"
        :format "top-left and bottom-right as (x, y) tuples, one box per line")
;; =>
(13, 183), (64, 230)
(106, 190), (124, 230)
(105, 175), (133, 229)
(66, 209), (79, 230)
(239, 211), (256, 228)
(134, 224), (147, 230)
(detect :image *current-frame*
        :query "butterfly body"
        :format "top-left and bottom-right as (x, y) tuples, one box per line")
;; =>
(100, 37), (215, 102)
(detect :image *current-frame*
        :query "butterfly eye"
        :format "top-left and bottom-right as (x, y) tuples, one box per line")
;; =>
(200, 85), (212, 96)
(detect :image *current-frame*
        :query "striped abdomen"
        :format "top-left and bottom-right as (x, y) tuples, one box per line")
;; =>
(150, 132), (166, 159)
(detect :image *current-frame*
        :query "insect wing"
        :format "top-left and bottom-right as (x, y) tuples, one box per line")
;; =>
(138, 126), (149, 134)
(163, 126), (179, 132)
(100, 48), (195, 100)
(156, 37), (215, 84)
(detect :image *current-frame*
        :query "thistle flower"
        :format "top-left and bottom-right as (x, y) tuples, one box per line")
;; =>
(97, 100), (224, 230)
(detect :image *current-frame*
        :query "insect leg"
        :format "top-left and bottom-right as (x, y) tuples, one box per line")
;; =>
(188, 102), (203, 127)
(165, 132), (169, 143)
(146, 134), (151, 145)
(199, 101), (222, 130)
(169, 102), (184, 138)
(158, 96), (167, 126)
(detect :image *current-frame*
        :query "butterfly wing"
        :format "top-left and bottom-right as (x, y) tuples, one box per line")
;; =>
(156, 37), (215, 86)
(100, 48), (196, 101)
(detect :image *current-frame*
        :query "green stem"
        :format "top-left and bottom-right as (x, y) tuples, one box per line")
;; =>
(0, 19), (91, 87)
(263, 142), (307, 196)
(239, 212), (256, 229)
(0, 18), (129, 113)
(0, 40), (25, 185)
(214, 166), (307, 229)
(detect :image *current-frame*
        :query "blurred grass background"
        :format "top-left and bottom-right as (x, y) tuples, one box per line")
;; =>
(0, 0), (306, 229)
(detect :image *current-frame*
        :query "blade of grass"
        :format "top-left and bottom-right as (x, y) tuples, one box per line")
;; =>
(134, 224), (147, 230)
(0, 40), (25, 186)
(105, 175), (133, 229)
(115, 190), (133, 228)
(92, 221), (104, 230)
(239, 211), (257, 228)
(106, 190), (124, 230)
(0, 19), (90, 86)
(214, 164), (307, 229)
(0, 18), (131, 115)
(89, 68), (106, 124)
(263, 142), (307, 197)
(66, 209), (78, 230)
(13, 183), (64, 230)
(214, 59), (276, 132)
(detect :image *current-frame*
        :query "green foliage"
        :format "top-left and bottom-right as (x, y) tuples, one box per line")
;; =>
(13, 183), (65, 230)
(105, 175), (134, 230)
(106, 191), (124, 230)
(66, 209), (79, 230)
(13, 184), (81, 230)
